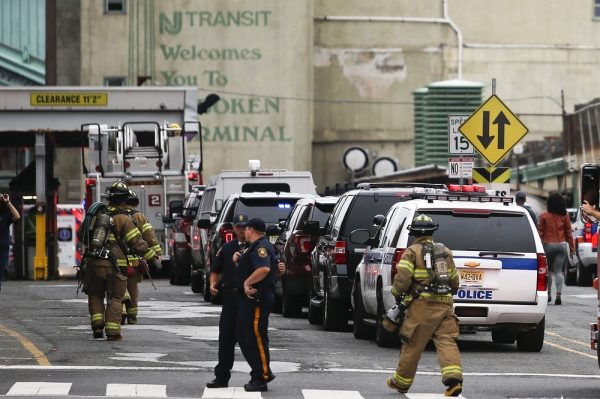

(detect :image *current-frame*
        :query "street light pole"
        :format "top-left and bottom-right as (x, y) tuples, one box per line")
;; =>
(197, 93), (220, 184)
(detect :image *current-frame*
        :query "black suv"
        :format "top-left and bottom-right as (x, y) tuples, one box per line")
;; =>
(199, 192), (315, 302)
(308, 182), (447, 330)
(274, 196), (338, 317)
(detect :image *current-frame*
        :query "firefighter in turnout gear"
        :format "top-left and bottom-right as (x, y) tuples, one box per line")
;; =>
(386, 214), (463, 397)
(83, 181), (157, 340)
(121, 189), (162, 325)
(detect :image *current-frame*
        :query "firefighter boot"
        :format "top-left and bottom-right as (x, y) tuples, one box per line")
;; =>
(121, 290), (131, 325)
(92, 329), (104, 339)
(386, 377), (409, 394)
(444, 379), (463, 397)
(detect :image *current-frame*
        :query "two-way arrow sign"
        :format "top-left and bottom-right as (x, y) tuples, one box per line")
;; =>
(459, 95), (528, 166)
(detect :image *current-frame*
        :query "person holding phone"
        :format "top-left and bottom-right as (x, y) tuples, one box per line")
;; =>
(0, 193), (20, 292)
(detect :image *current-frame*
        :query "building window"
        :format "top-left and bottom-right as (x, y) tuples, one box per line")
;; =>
(104, 77), (126, 86)
(595, 0), (600, 19)
(104, 0), (126, 14)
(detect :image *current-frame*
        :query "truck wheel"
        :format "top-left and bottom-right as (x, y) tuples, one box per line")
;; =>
(307, 290), (322, 325)
(516, 317), (545, 352)
(375, 295), (399, 348)
(577, 263), (594, 286)
(190, 272), (202, 293)
(352, 281), (373, 339)
(282, 287), (303, 318)
(491, 328), (516, 344)
(323, 284), (346, 331)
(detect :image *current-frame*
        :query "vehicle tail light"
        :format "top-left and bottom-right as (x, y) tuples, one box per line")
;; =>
(536, 253), (548, 292)
(334, 240), (347, 264)
(295, 234), (313, 254)
(593, 233), (598, 251)
(188, 171), (199, 181)
(86, 178), (97, 187)
(391, 248), (406, 281)
(219, 226), (234, 243)
(584, 223), (593, 242)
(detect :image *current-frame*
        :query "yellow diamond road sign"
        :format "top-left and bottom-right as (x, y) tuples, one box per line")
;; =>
(458, 94), (528, 166)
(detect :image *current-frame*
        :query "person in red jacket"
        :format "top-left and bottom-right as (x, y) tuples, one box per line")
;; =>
(538, 192), (574, 305)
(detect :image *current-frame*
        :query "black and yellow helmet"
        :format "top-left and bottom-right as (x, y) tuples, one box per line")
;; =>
(407, 214), (438, 235)
(105, 180), (129, 202)
(126, 189), (139, 206)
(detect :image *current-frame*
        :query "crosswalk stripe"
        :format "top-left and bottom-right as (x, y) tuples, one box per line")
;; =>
(6, 382), (72, 396)
(302, 389), (364, 399)
(201, 387), (262, 398)
(106, 384), (167, 397)
(406, 394), (466, 398)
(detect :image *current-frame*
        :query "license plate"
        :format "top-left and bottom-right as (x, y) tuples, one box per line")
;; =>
(269, 235), (278, 244)
(459, 270), (484, 285)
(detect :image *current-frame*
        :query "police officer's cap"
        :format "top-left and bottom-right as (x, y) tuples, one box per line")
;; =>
(233, 213), (248, 226)
(245, 218), (266, 233)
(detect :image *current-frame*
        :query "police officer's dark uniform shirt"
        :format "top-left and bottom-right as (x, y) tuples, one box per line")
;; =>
(0, 207), (14, 251)
(211, 240), (243, 292)
(237, 236), (277, 294)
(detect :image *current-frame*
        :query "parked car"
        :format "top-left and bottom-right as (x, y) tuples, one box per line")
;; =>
(198, 191), (316, 302)
(274, 196), (338, 317)
(190, 161), (317, 298)
(166, 187), (204, 286)
(351, 185), (548, 352)
(566, 208), (597, 286)
(308, 182), (447, 330)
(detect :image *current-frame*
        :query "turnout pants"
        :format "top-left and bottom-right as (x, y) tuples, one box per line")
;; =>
(236, 291), (274, 383)
(214, 291), (239, 382)
(84, 264), (127, 337)
(392, 297), (463, 391)
(125, 268), (143, 321)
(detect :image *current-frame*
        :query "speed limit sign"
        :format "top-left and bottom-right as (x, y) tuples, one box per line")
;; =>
(448, 115), (474, 155)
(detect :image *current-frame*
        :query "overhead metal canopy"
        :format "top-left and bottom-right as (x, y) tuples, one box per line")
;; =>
(0, 86), (199, 140)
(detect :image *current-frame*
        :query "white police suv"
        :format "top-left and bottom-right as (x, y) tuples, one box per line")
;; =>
(351, 185), (548, 351)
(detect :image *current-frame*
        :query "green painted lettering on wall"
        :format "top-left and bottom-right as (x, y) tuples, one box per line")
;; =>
(160, 45), (261, 61)
(209, 97), (280, 115)
(160, 10), (271, 35)
(201, 126), (291, 142)
(160, 70), (198, 85)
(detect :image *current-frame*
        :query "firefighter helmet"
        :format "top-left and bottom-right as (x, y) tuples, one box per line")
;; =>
(126, 189), (139, 206)
(105, 180), (129, 202)
(407, 214), (438, 235)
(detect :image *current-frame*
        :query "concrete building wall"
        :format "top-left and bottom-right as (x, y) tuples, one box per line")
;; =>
(72, 0), (600, 191)
(79, 0), (314, 180)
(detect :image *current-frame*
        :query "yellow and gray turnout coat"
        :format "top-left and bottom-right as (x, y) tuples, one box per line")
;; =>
(388, 235), (463, 391)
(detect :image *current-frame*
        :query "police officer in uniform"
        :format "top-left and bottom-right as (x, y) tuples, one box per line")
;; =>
(121, 189), (162, 324)
(206, 213), (248, 389)
(83, 181), (157, 341)
(386, 214), (463, 397)
(233, 218), (277, 392)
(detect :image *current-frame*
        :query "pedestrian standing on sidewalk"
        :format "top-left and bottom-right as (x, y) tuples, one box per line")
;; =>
(0, 193), (19, 293)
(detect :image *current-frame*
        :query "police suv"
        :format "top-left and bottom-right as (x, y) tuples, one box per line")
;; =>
(351, 185), (548, 351)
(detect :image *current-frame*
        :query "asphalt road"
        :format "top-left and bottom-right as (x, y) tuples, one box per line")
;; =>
(0, 278), (599, 399)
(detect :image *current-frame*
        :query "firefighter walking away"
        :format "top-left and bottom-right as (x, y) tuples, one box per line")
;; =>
(386, 214), (463, 396)
(79, 181), (158, 340)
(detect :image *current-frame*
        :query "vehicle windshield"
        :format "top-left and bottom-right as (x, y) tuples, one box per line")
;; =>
(182, 194), (202, 218)
(408, 210), (537, 253)
(235, 197), (303, 224)
(312, 203), (335, 225)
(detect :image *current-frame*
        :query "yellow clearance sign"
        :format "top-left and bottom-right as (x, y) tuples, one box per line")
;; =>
(30, 92), (108, 106)
(458, 94), (528, 166)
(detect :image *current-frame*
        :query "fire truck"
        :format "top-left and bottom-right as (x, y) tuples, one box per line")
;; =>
(82, 121), (199, 270)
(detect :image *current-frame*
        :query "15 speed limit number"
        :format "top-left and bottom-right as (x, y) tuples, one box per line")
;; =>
(449, 115), (474, 155)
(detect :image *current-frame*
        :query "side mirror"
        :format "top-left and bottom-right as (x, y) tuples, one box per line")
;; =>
(169, 200), (184, 215)
(162, 215), (174, 225)
(372, 214), (385, 227)
(197, 219), (212, 229)
(350, 229), (371, 245)
(215, 199), (224, 213)
(278, 220), (287, 230)
(301, 220), (320, 236)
